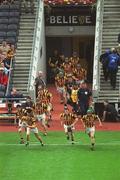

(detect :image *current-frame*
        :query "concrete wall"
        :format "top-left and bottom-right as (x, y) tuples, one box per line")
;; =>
(46, 26), (95, 36)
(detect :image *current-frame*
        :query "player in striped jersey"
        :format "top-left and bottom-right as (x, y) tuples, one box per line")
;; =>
(55, 72), (66, 104)
(16, 105), (28, 144)
(25, 116), (44, 147)
(43, 91), (53, 124)
(60, 108), (78, 144)
(73, 64), (87, 84)
(81, 108), (102, 150)
(37, 87), (53, 124)
(35, 101), (48, 136)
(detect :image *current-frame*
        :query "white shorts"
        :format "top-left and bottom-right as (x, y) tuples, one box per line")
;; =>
(64, 124), (74, 133)
(26, 127), (38, 135)
(57, 87), (65, 94)
(18, 120), (27, 131)
(36, 113), (46, 125)
(47, 103), (52, 112)
(86, 126), (95, 134)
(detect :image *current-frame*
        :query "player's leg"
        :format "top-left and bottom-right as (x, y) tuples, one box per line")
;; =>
(41, 114), (48, 136)
(18, 122), (25, 144)
(34, 131), (44, 146)
(90, 130), (95, 150)
(64, 124), (69, 140)
(70, 131), (74, 144)
(68, 127), (74, 144)
(25, 127), (30, 146)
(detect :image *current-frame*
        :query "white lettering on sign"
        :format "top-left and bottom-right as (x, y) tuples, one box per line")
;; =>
(49, 15), (92, 25)
(50, 16), (56, 24)
(63, 16), (68, 24)
(57, 16), (62, 24)
(72, 16), (78, 24)
(86, 16), (91, 24)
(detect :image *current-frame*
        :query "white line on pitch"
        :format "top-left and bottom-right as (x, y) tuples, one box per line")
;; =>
(0, 142), (120, 146)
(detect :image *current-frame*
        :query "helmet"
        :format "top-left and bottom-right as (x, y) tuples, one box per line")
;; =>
(87, 108), (94, 114)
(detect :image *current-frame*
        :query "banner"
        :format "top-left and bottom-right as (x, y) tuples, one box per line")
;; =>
(45, 6), (96, 26)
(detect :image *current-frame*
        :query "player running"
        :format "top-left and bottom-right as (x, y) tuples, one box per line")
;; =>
(81, 108), (102, 150)
(60, 108), (78, 144)
(16, 105), (28, 144)
(25, 116), (44, 147)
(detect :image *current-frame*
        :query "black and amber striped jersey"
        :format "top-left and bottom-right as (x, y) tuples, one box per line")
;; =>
(37, 88), (52, 102)
(27, 117), (36, 127)
(35, 102), (48, 115)
(69, 57), (80, 69)
(82, 114), (100, 128)
(16, 109), (23, 120)
(21, 115), (29, 123)
(62, 62), (72, 74)
(60, 112), (77, 126)
(55, 76), (66, 87)
(73, 68), (87, 80)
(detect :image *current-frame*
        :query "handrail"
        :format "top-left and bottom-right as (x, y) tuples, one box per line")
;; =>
(92, 0), (104, 102)
(27, 0), (44, 100)
(5, 56), (14, 96)
(0, 97), (27, 101)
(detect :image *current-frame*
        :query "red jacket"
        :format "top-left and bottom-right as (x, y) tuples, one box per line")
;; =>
(0, 71), (8, 86)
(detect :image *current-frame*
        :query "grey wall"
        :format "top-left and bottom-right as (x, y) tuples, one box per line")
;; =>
(46, 26), (95, 36)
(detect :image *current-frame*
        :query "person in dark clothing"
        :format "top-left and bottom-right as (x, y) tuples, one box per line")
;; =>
(48, 50), (61, 82)
(103, 100), (118, 122)
(100, 49), (111, 81)
(77, 81), (92, 116)
(34, 71), (46, 98)
(6, 87), (24, 113)
(107, 48), (120, 89)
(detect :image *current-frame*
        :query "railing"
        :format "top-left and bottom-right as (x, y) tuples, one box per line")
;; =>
(0, 97), (26, 102)
(118, 68), (120, 103)
(27, 0), (44, 101)
(92, 0), (104, 102)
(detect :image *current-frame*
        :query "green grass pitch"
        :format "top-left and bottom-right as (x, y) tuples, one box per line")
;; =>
(0, 131), (120, 180)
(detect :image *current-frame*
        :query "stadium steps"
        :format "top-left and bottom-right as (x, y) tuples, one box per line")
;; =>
(98, 0), (120, 103)
(12, 2), (37, 96)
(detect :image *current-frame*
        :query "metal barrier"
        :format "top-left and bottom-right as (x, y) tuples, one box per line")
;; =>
(92, 0), (104, 101)
(27, 0), (45, 101)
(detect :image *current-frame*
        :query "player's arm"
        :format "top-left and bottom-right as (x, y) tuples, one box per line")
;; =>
(28, 122), (36, 128)
(103, 110), (107, 121)
(72, 115), (78, 126)
(80, 117), (86, 128)
(60, 114), (63, 126)
(96, 115), (102, 126)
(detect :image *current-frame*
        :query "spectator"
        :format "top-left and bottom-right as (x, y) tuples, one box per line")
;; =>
(6, 87), (23, 113)
(48, 49), (61, 81)
(107, 48), (120, 89)
(0, 67), (7, 97)
(100, 49), (111, 81)
(0, 41), (10, 58)
(34, 71), (46, 98)
(103, 100), (118, 122)
(7, 87), (23, 99)
(0, 49), (6, 63)
(0, 67), (8, 87)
